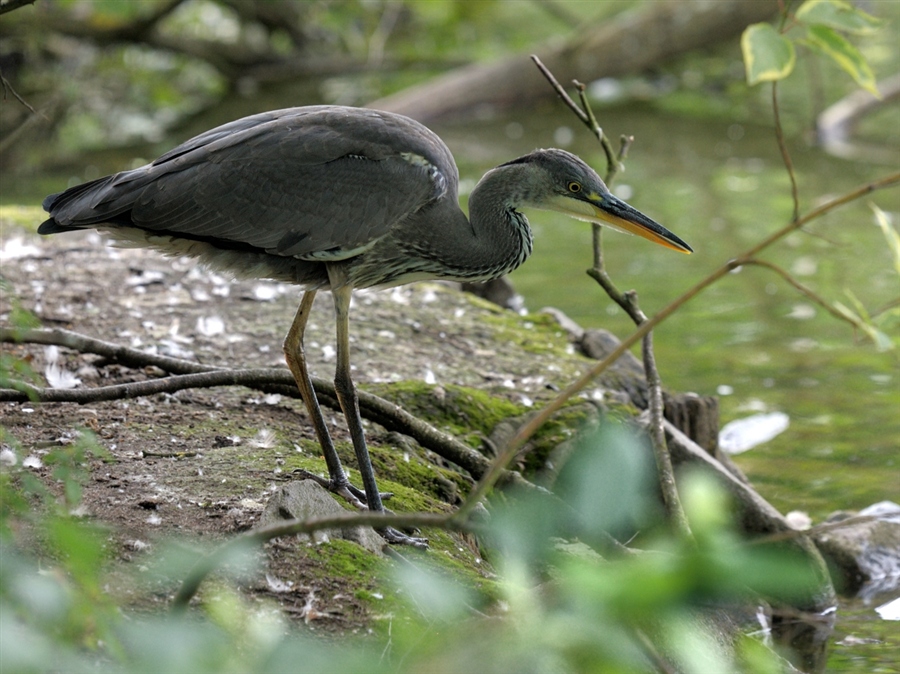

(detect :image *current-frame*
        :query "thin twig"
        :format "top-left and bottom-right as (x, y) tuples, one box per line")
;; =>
(574, 79), (620, 181)
(772, 82), (800, 222)
(634, 628), (678, 674)
(0, 70), (40, 116)
(749, 514), (878, 546)
(0, 0), (35, 17)
(739, 258), (876, 329)
(530, 55), (587, 125)
(0, 328), (526, 486)
(1, 326), (222, 375)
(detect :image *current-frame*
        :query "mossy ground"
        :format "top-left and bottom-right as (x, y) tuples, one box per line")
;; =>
(2, 220), (629, 635)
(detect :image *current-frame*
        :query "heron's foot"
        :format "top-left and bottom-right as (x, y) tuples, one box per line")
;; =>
(345, 482), (394, 505)
(291, 469), (393, 509)
(380, 526), (428, 549)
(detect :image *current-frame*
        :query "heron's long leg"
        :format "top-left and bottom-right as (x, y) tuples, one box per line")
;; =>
(330, 284), (385, 514)
(330, 280), (428, 548)
(283, 290), (365, 508)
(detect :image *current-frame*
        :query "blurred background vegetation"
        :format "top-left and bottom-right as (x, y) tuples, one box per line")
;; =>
(3, 0), (893, 183)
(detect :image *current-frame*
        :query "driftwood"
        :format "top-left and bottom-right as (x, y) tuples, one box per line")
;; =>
(373, 0), (778, 122)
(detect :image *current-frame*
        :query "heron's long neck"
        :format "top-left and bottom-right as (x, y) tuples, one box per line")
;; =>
(463, 166), (535, 279)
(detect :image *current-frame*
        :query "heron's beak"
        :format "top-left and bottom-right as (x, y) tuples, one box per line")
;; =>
(542, 191), (693, 253)
(584, 192), (692, 254)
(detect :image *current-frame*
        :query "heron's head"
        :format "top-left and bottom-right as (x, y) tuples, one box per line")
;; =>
(503, 149), (692, 254)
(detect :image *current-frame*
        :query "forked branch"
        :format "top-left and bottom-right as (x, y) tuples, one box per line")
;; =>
(529, 55), (690, 537)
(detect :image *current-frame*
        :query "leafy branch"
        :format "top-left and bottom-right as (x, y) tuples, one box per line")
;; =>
(742, 0), (882, 95)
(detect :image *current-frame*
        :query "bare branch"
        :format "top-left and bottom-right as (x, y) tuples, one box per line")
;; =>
(172, 510), (468, 611)
(529, 55), (588, 123)
(1, 327), (524, 487)
(0, 69), (40, 116)
(535, 58), (690, 537)
(739, 258), (874, 329)
(1, 326), (219, 375)
(0, 0), (35, 17)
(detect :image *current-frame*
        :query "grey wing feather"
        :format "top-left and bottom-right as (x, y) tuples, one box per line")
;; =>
(41, 107), (456, 259)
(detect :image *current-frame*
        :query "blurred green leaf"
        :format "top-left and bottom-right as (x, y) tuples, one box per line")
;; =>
(871, 204), (900, 275)
(803, 24), (879, 96)
(795, 0), (883, 35)
(833, 296), (894, 351)
(554, 421), (655, 540)
(741, 23), (796, 85)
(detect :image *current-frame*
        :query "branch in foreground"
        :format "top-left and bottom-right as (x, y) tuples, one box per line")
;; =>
(740, 259), (882, 332)
(172, 510), (465, 611)
(1, 328), (527, 487)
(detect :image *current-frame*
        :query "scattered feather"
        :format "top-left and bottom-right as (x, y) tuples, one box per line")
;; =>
(266, 573), (294, 593)
(44, 346), (81, 389)
(253, 284), (278, 301)
(239, 499), (265, 511)
(126, 269), (166, 286)
(191, 287), (211, 302)
(23, 455), (43, 469)
(157, 340), (195, 360)
(0, 236), (41, 260)
(196, 315), (225, 336)
(251, 429), (277, 449)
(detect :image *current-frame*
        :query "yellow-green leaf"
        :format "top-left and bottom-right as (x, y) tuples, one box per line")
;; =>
(796, 0), (883, 35)
(833, 299), (894, 351)
(741, 24), (796, 86)
(871, 204), (900, 275)
(804, 24), (879, 96)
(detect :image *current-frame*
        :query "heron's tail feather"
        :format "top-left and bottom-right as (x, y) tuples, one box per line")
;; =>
(39, 170), (155, 234)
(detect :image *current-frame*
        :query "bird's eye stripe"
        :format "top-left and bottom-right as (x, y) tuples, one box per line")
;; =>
(568, 182), (581, 193)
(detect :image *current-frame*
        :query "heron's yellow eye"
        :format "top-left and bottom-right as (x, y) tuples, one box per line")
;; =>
(568, 181), (581, 193)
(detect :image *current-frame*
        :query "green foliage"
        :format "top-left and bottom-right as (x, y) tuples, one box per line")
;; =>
(829, 205), (899, 351)
(794, 0), (883, 35)
(802, 24), (878, 96)
(742, 0), (883, 94)
(1, 419), (808, 673)
(741, 24), (796, 86)
(0, 279), (41, 396)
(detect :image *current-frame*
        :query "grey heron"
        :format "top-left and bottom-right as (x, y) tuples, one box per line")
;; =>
(40, 105), (692, 546)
